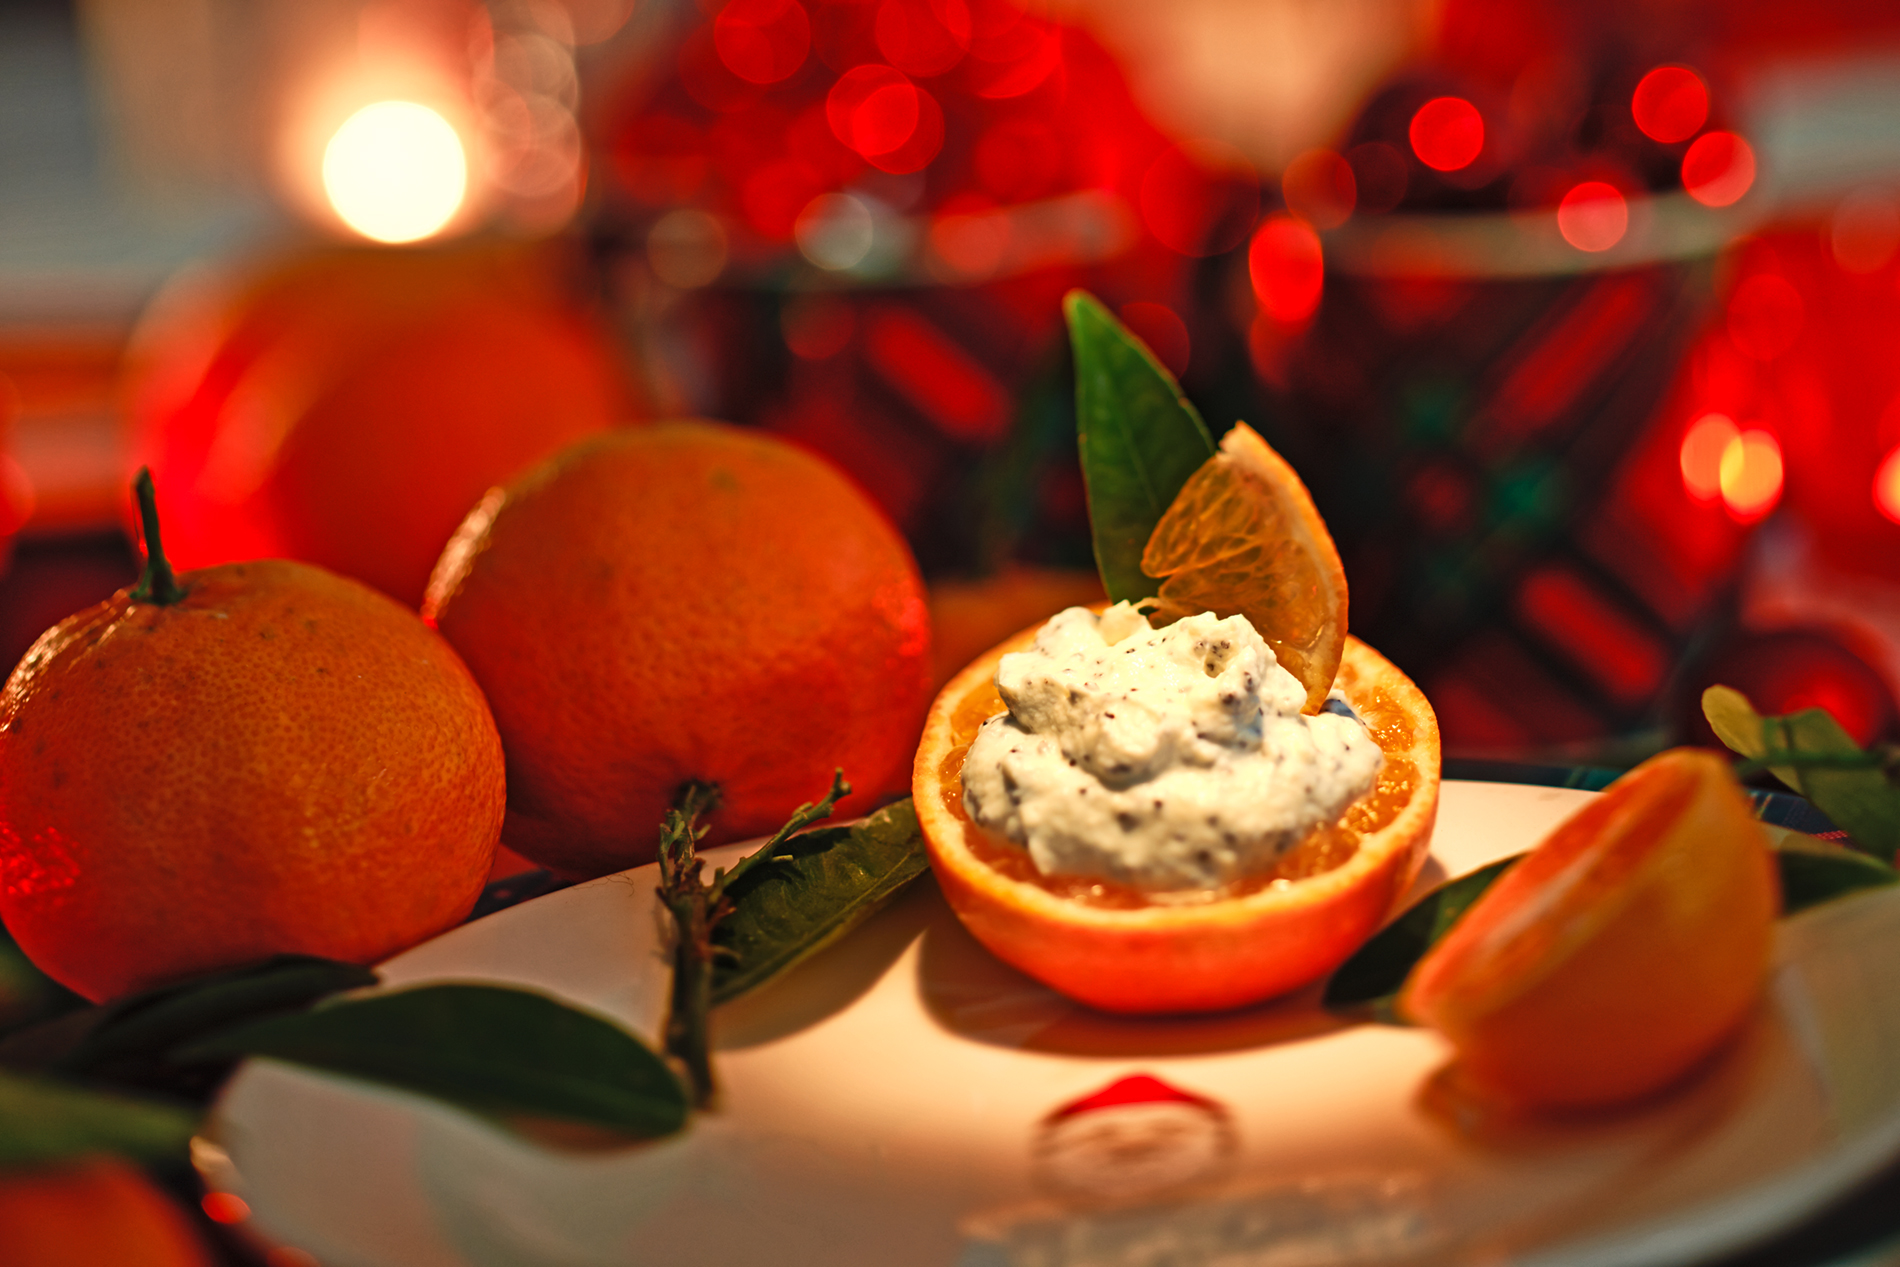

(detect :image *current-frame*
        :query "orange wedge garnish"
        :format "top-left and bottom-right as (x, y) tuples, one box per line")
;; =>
(1402, 748), (1779, 1109)
(1142, 422), (1347, 714)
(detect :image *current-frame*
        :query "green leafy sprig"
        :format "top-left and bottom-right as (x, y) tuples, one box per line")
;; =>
(1704, 684), (1900, 863)
(1064, 290), (1214, 603)
(657, 771), (850, 1106)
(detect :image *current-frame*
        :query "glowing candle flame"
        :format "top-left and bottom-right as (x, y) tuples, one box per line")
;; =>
(322, 101), (468, 244)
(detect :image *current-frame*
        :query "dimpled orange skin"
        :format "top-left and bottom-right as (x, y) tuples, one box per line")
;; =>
(424, 421), (932, 877)
(0, 560), (505, 1002)
(915, 627), (1440, 1014)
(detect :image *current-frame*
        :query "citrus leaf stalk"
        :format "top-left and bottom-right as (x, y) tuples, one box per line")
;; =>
(128, 468), (185, 607)
(657, 770), (849, 1106)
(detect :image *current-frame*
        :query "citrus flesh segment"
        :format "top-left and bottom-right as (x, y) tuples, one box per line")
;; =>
(914, 627), (1439, 1014)
(1142, 423), (1347, 715)
(1401, 748), (1779, 1110)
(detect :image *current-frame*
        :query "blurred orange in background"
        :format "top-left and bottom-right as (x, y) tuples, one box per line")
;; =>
(125, 243), (633, 608)
(0, 1156), (215, 1267)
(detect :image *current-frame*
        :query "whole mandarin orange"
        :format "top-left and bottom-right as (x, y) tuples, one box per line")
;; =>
(0, 480), (505, 1001)
(424, 421), (931, 876)
(0, 1157), (215, 1267)
(126, 243), (631, 607)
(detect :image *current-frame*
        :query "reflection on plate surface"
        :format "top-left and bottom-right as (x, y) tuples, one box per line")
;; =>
(204, 781), (1900, 1267)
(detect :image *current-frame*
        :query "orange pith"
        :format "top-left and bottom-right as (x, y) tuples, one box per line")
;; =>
(1401, 748), (1779, 1109)
(1143, 423), (1347, 715)
(914, 625), (1440, 1014)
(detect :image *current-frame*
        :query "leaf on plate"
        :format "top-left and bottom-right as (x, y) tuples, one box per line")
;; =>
(1321, 855), (1522, 1021)
(711, 797), (929, 1006)
(1065, 290), (1215, 604)
(0, 955), (377, 1106)
(1772, 831), (1900, 914)
(176, 983), (689, 1141)
(1702, 686), (1792, 786)
(1704, 686), (1900, 862)
(0, 1067), (199, 1168)
(1766, 709), (1900, 864)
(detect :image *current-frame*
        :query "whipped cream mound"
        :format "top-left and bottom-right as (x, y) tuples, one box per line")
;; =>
(961, 602), (1382, 893)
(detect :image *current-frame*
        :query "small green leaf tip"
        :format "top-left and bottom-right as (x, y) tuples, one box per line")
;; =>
(128, 467), (186, 606)
(1064, 289), (1214, 604)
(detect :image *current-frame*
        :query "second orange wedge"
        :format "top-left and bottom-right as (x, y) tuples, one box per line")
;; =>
(1402, 748), (1779, 1109)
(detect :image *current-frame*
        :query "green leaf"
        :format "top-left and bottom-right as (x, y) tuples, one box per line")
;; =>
(0, 955), (377, 1106)
(1321, 856), (1521, 1021)
(1702, 685), (1797, 787)
(1704, 685), (1900, 863)
(1766, 709), (1900, 863)
(711, 798), (929, 1005)
(1065, 290), (1215, 603)
(1773, 831), (1900, 914)
(177, 983), (688, 1140)
(0, 1068), (198, 1168)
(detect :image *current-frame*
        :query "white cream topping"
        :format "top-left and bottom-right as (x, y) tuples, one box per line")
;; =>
(960, 602), (1382, 893)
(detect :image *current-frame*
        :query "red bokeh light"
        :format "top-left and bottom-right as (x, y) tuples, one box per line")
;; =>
(1249, 214), (1323, 323)
(1631, 67), (1709, 144)
(1875, 445), (1900, 524)
(967, 13), (1062, 99)
(1721, 428), (1782, 520)
(714, 0), (811, 85)
(1409, 97), (1484, 172)
(1682, 132), (1755, 207)
(1680, 412), (1738, 502)
(202, 1192), (252, 1224)
(828, 66), (915, 154)
(825, 64), (942, 172)
(876, 0), (971, 77)
(1557, 181), (1628, 252)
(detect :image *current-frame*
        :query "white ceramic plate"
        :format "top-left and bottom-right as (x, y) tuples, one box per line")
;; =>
(202, 780), (1900, 1267)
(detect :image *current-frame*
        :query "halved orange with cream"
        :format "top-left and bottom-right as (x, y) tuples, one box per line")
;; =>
(915, 420), (1437, 1014)
(913, 629), (1439, 1014)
